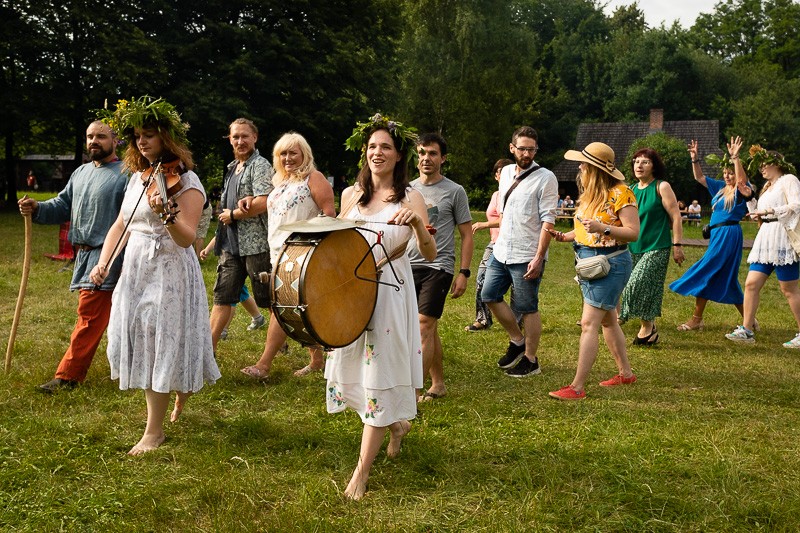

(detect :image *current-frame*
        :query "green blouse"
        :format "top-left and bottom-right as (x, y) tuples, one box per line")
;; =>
(630, 180), (672, 254)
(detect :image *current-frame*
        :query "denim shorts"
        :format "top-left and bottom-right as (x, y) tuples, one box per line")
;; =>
(480, 255), (543, 314)
(750, 261), (800, 282)
(575, 245), (632, 310)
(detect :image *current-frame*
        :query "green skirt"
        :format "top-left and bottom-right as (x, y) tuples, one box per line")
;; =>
(620, 247), (671, 322)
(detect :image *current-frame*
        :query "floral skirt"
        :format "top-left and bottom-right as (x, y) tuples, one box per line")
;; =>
(620, 247), (670, 322)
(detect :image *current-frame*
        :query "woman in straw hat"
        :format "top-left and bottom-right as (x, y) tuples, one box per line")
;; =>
(546, 142), (639, 400)
(619, 147), (685, 345)
(669, 137), (753, 331)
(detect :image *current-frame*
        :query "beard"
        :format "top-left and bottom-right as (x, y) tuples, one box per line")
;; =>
(89, 145), (114, 161)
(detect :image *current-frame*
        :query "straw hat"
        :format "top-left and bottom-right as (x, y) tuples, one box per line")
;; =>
(564, 142), (625, 181)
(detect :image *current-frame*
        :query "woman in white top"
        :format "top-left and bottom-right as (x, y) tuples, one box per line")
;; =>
(90, 97), (220, 455)
(240, 133), (335, 379)
(726, 146), (800, 348)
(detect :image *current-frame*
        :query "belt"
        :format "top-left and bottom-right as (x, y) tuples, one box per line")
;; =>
(74, 244), (99, 251)
(761, 218), (778, 224)
(573, 243), (628, 253)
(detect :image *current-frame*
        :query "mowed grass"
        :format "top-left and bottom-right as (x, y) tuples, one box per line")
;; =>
(1, 201), (799, 532)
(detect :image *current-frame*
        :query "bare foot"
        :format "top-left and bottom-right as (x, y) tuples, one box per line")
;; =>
(387, 420), (411, 458)
(170, 391), (193, 423)
(344, 472), (368, 501)
(127, 432), (166, 456)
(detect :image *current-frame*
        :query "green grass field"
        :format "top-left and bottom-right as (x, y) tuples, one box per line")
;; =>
(1, 199), (798, 532)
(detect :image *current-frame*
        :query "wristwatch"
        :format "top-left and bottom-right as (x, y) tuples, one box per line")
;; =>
(459, 268), (471, 278)
(603, 226), (611, 236)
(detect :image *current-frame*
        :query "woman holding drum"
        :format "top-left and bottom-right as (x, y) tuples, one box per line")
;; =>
(239, 132), (335, 379)
(326, 114), (435, 500)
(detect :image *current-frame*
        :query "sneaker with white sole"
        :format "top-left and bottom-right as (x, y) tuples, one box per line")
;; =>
(505, 356), (541, 378)
(725, 325), (754, 344)
(247, 314), (266, 331)
(497, 341), (526, 369)
(783, 333), (800, 349)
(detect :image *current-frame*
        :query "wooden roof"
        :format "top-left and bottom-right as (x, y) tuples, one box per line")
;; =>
(553, 119), (721, 182)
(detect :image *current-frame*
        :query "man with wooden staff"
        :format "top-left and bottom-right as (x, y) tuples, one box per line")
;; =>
(18, 120), (127, 392)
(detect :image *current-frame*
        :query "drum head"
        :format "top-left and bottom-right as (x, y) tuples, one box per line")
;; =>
(299, 229), (378, 348)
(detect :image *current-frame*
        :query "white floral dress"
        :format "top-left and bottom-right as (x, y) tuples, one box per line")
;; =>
(324, 201), (423, 426)
(267, 174), (322, 265)
(107, 171), (221, 393)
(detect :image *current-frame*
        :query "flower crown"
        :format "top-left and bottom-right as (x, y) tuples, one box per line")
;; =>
(344, 113), (418, 168)
(704, 152), (734, 176)
(747, 144), (796, 175)
(97, 96), (190, 146)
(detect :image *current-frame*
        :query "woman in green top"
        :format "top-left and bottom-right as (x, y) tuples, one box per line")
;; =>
(619, 148), (685, 344)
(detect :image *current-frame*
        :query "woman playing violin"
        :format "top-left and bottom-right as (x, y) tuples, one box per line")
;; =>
(91, 97), (220, 455)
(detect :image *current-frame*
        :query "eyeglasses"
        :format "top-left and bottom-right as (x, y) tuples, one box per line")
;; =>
(633, 159), (652, 166)
(513, 144), (537, 154)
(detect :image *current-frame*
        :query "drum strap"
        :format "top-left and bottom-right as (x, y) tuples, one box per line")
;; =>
(338, 185), (409, 270)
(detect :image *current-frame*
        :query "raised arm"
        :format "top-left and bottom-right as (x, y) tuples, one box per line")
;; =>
(727, 136), (752, 197)
(688, 139), (707, 188)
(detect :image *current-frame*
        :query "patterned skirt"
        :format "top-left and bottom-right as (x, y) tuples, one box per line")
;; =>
(620, 247), (671, 322)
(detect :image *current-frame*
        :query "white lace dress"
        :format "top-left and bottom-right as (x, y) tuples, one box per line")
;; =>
(748, 174), (800, 266)
(267, 175), (322, 266)
(107, 171), (221, 393)
(324, 201), (423, 426)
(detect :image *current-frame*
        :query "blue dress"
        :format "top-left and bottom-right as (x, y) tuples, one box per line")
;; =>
(669, 178), (749, 304)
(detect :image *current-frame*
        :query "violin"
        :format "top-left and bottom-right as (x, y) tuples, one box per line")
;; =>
(142, 158), (183, 225)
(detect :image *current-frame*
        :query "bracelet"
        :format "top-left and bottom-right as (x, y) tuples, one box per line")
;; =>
(230, 210), (236, 221)
(691, 159), (700, 164)
(730, 155), (739, 161)
(673, 243), (683, 247)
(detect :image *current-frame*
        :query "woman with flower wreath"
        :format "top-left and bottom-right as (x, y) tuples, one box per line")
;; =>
(670, 137), (753, 331)
(725, 145), (800, 348)
(90, 97), (220, 455)
(325, 114), (435, 500)
(546, 142), (639, 400)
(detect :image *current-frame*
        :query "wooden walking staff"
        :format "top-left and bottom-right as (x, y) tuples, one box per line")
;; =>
(6, 197), (33, 372)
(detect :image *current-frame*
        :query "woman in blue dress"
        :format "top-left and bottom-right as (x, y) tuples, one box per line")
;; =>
(670, 136), (753, 331)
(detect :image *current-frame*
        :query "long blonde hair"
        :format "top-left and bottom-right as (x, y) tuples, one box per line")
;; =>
(272, 132), (316, 186)
(576, 164), (616, 219)
(713, 167), (737, 211)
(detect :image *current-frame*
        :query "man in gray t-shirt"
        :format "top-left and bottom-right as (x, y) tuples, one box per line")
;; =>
(408, 133), (473, 401)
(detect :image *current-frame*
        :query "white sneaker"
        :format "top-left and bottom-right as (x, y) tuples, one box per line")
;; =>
(783, 333), (800, 349)
(247, 314), (266, 331)
(725, 325), (755, 344)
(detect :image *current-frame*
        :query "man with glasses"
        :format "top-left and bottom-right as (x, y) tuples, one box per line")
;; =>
(480, 126), (558, 377)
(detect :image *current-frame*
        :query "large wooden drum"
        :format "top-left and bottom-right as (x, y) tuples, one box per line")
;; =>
(271, 228), (378, 350)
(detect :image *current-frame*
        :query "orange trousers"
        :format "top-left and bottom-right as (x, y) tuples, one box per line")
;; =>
(54, 289), (113, 382)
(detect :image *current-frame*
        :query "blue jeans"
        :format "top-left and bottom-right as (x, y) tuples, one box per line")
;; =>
(481, 255), (543, 315)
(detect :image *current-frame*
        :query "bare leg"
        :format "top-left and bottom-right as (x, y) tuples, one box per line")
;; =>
(487, 301), (524, 343)
(419, 314), (446, 397)
(240, 295), (261, 320)
(225, 306), (236, 330)
(129, 389), (169, 456)
(680, 297), (709, 327)
(387, 420), (411, 458)
(170, 391), (193, 423)
(742, 271), (768, 331)
(345, 424), (387, 501)
(210, 304), (233, 352)
(570, 304), (605, 392)
(779, 279), (800, 331)
(601, 307), (633, 378)
(251, 312), (288, 373)
(522, 311), (541, 362)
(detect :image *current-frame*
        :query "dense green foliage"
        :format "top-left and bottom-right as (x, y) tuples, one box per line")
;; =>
(2, 0), (799, 206)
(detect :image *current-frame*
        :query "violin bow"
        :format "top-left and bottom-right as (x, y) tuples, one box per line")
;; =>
(6, 202), (32, 372)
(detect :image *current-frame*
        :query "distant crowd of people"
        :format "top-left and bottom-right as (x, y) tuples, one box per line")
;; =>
(19, 97), (800, 499)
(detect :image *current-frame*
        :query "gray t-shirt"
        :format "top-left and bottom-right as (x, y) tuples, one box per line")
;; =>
(407, 176), (472, 274)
